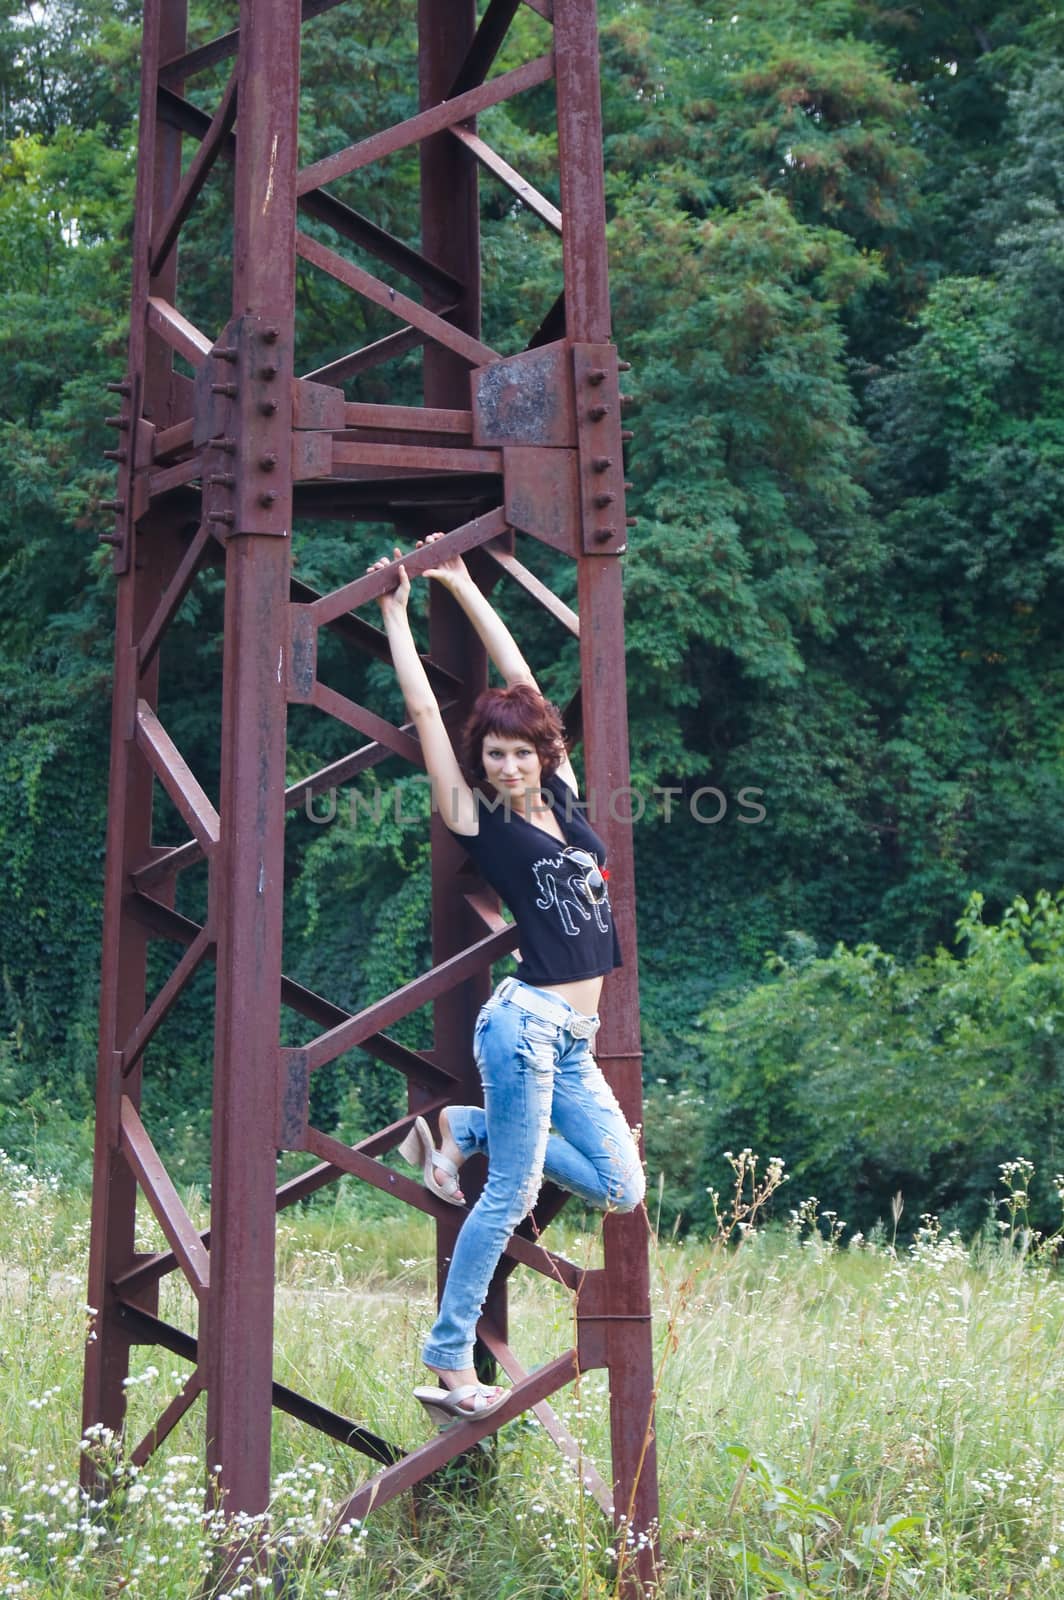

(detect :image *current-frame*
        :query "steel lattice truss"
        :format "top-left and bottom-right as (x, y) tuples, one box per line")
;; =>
(83, 0), (658, 1584)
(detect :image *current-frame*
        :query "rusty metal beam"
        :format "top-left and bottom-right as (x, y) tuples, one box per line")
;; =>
(136, 521), (212, 671)
(115, 1304), (400, 1465)
(120, 924), (213, 1076)
(331, 441), (502, 474)
(329, 1349), (581, 1528)
(342, 402), (473, 435)
(150, 72), (238, 274)
(296, 231), (499, 368)
(304, 685), (426, 765)
(113, 1105), (450, 1303)
(447, 0), (523, 96)
(307, 507), (509, 629)
(158, 0), (348, 86)
(450, 125), (563, 233)
(302, 922), (520, 1074)
(478, 1324), (613, 1514)
(301, 321), (444, 385)
(154, 81), (466, 301)
(484, 542), (580, 636)
(82, 0), (188, 1471)
(133, 702), (220, 853)
(130, 1370), (205, 1468)
(295, 53), (554, 196)
(146, 296), (211, 368)
(197, 0), (300, 1519)
(119, 1098), (210, 1297)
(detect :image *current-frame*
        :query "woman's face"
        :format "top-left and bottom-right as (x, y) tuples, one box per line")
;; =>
(481, 733), (542, 800)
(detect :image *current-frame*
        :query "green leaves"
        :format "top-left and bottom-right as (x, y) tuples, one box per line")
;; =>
(647, 892), (1064, 1235)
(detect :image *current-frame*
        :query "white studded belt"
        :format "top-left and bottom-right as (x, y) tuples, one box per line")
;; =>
(495, 976), (600, 1039)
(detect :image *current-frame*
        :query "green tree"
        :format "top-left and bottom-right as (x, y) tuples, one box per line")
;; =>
(645, 891), (1064, 1237)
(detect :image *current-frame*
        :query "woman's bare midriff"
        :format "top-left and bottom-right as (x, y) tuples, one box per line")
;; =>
(540, 974), (604, 1018)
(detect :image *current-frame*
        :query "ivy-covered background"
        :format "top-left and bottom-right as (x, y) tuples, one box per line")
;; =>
(2, 0), (1062, 1236)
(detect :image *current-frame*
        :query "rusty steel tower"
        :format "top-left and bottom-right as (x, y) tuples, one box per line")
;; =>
(83, 0), (658, 1585)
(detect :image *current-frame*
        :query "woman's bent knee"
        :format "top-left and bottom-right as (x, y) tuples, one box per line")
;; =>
(608, 1164), (646, 1214)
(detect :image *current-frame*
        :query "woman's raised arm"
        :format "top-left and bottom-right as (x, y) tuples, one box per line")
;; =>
(369, 549), (480, 836)
(416, 534), (538, 689)
(416, 534), (580, 793)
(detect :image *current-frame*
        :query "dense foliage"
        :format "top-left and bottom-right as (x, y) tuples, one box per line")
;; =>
(1, 0), (1061, 1229)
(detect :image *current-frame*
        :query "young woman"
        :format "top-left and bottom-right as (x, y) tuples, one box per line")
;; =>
(370, 535), (645, 1425)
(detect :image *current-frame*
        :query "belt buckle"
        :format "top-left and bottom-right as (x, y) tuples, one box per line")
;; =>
(567, 1014), (597, 1039)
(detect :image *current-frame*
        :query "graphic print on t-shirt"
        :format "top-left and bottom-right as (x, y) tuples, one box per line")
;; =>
(531, 851), (611, 937)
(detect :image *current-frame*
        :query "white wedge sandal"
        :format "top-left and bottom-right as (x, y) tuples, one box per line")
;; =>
(396, 1114), (465, 1207)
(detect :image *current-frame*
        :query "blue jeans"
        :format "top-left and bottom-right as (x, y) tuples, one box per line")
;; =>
(421, 981), (646, 1373)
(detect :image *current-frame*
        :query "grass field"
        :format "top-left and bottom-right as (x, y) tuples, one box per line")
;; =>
(2, 1148), (1064, 1599)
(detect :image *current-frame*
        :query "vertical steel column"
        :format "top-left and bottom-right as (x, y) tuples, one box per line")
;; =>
(417, 0), (496, 1339)
(419, 0), (481, 405)
(202, 0), (300, 1513)
(82, 0), (189, 1471)
(554, 0), (661, 1575)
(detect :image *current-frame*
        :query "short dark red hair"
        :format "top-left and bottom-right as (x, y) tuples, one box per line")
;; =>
(462, 683), (566, 782)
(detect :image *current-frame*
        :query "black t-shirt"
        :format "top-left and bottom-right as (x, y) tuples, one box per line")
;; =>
(452, 771), (622, 986)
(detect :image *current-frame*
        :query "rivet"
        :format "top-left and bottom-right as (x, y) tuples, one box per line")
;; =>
(104, 415), (130, 430)
(618, 360), (632, 372)
(626, 517), (637, 527)
(101, 499), (126, 513)
(211, 383), (238, 398)
(259, 490), (278, 507)
(218, 437), (237, 454)
(589, 404), (608, 421)
(211, 345), (238, 362)
(208, 510), (235, 526)
(594, 527), (615, 543)
(620, 393), (634, 408)
(103, 449), (127, 463)
(594, 492), (615, 508)
(262, 326), (280, 344)
(207, 473), (235, 488)
(260, 452), (278, 471)
(260, 399), (279, 416)
(106, 380), (132, 396)
(260, 364), (278, 381)
(98, 532), (122, 545)
(621, 430), (634, 442)
(592, 456), (612, 472)
(587, 368), (607, 386)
